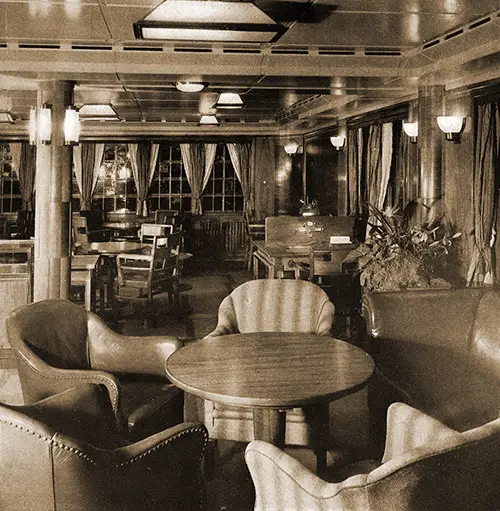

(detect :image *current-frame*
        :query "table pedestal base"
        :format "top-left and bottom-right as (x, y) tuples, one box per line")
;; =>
(253, 404), (329, 476)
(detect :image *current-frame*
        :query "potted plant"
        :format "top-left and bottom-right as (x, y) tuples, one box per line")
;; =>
(344, 202), (462, 292)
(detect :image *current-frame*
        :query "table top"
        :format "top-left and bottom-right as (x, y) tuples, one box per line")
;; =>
(165, 332), (374, 409)
(71, 254), (100, 270)
(86, 241), (144, 255)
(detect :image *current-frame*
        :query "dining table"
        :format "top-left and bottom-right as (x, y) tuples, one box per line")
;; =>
(71, 254), (101, 312)
(165, 331), (375, 474)
(83, 241), (145, 320)
(252, 240), (354, 279)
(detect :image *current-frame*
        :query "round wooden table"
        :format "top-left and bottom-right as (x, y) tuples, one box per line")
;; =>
(165, 332), (375, 473)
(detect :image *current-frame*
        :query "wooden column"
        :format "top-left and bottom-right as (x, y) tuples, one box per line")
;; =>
(33, 81), (73, 302)
(417, 85), (445, 209)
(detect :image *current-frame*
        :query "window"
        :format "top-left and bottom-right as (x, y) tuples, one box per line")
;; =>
(0, 144), (22, 213)
(71, 142), (243, 214)
(202, 144), (243, 212)
(71, 144), (137, 212)
(149, 144), (191, 212)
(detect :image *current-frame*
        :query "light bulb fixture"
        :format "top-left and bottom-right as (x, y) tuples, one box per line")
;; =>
(64, 106), (80, 145)
(330, 135), (346, 151)
(175, 81), (205, 93)
(437, 115), (465, 143)
(29, 107), (37, 145)
(133, 0), (286, 43)
(37, 103), (52, 145)
(284, 141), (299, 155)
(402, 121), (418, 143)
(214, 92), (244, 109)
(199, 114), (218, 125)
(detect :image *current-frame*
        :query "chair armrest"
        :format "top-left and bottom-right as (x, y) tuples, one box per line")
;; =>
(15, 348), (122, 424)
(382, 402), (459, 463)
(117, 253), (152, 261)
(245, 440), (368, 510)
(87, 312), (183, 378)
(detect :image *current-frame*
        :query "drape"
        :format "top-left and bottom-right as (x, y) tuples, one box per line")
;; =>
(366, 123), (393, 236)
(73, 143), (104, 211)
(467, 102), (499, 286)
(180, 143), (216, 214)
(347, 128), (363, 216)
(10, 142), (36, 211)
(252, 137), (276, 221)
(128, 142), (159, 216)
(227, 142), (253, 213)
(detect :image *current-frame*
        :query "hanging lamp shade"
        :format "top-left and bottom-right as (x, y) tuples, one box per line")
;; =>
(133, 0), (285, 43)
(214, 92), (244, 109)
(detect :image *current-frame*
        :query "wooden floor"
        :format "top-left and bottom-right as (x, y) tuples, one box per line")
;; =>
(0, 260), (375, 511)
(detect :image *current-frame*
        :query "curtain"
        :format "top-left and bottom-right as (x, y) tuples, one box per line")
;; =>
(73, 143), (104, 211)
(10, 142), (36, 211)
(180, 143), (217, 214)
(347, 128), (363, 216)
(128, 142), (159, 216)
(366, 123), (393, 236)
(227, 142), (253, 213)
(467, 102), (499, 286)
(252, 137), (276, 221)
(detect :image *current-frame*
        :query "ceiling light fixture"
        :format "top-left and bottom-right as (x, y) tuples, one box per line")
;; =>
(402, 121), (418, 143)
(437, 115), (465, 143)
(330, 135), (346, 151)
(79, 104), (120, 121)
(134, 0), (285, 43)
(214, 92), (244, 109)
(175, 81), (205, 93)
(284, 141), (299, 155)
(0, 111), (14, 123)
(199, 114), (218, 125)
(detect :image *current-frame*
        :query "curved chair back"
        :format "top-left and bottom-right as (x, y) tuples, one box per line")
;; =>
(206, 279), (334, 337)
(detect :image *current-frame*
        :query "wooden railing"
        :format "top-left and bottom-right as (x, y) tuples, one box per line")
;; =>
(189, 213), (247, 262)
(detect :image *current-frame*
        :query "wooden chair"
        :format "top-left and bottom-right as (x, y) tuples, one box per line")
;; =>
(244, 212), (265, 271)
(154, 209), (180, 226)
(116, 231), (181, 326)
(139, 222), (174, 244)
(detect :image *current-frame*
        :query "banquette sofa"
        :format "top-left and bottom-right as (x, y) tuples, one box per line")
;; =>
(362, 287), (500, 436)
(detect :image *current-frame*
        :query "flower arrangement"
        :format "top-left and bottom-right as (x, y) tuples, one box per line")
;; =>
(344, 202), (462, 292)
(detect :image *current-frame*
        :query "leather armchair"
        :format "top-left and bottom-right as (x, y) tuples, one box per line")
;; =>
(187, 279), (335, 446)
(0, 384), (208, 511)
(246, 402), (500, 510)
(7, 298), (184, 440)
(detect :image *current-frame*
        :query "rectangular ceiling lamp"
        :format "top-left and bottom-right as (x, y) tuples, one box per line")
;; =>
(79, 104), (120, 121)
(134, 0), (285, 43)
(0, 112), (14, 123)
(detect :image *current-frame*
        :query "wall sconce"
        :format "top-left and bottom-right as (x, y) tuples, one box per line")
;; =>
(37, 103), (52, 145)
(437, 115), (465, 143)
(330, 135), (346, 151)
(284, 141), (299, 155)
(29, 103), (52, 145)
(64, 106), (80, 145)
(402, 121), (418, 143)
(29, 107), (37, 145)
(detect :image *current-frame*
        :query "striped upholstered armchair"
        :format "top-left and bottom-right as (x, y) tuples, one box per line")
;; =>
(205, 278), (334, 338)
(246, 402), (500, 510)
(186, 279), (335, 445)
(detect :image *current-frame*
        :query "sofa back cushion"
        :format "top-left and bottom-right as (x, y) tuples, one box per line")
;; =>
(7, 299), (90, 370)
(362, 288), (487, 428)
